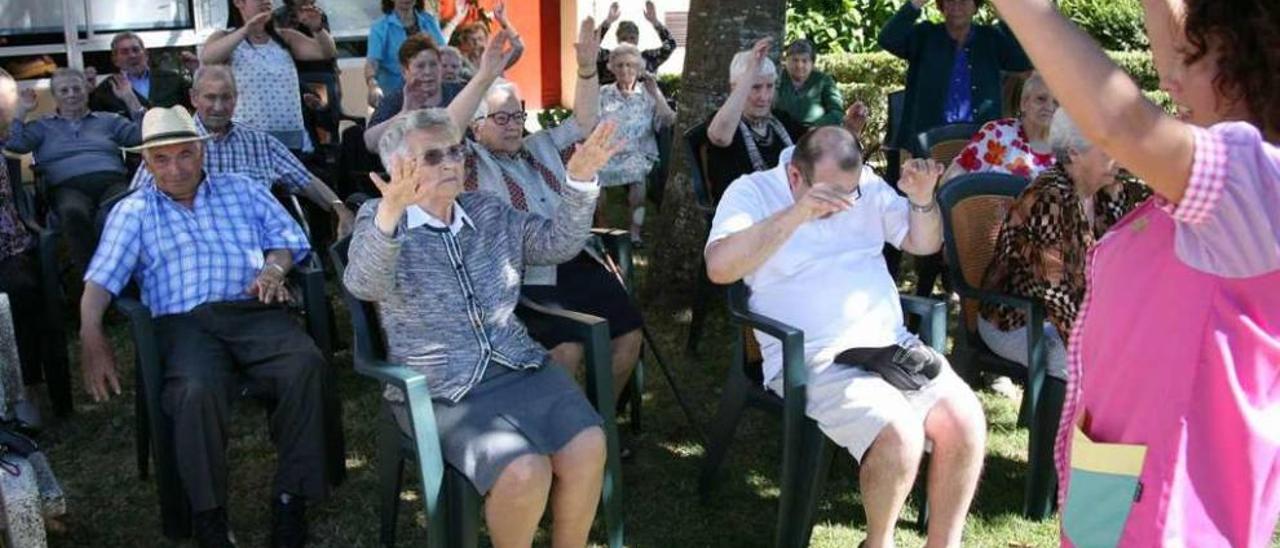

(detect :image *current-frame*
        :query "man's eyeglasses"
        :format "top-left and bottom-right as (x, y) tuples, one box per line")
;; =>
(485, 110), (528, 126)
(420, 144), (467, 167)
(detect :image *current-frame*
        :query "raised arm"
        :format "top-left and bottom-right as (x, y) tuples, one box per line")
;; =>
(521, 122), (618, 264)
(987, 0), (1194, 202)
(878, 0), (927, 59)
(493, 1), (525, 71)
(572, 17), (602, 131)
(445, 30), (520, 135)
(896, 158), (944, 255)
(201, 13), (267, 64)
(644, 75), (677, 128)
(705, 175), (855, 284)
(643, 1), (678, 67)
(344, 156), (429, 302)
(708, 37), (771, 147)
(442, 0), (470, 43)
(4, 89), (42, 153)
(283, 5), (337, 61)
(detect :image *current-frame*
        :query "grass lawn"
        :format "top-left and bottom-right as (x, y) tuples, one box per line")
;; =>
(37, 249), (1280, 547)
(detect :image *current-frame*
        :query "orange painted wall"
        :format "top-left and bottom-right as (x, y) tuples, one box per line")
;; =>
(439, 0), (562, 110)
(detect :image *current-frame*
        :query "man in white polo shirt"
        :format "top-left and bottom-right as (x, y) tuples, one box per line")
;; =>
(704, 126), (985, 548)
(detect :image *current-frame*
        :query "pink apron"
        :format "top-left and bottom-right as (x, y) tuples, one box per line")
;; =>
(1058, 200), (1280, 547)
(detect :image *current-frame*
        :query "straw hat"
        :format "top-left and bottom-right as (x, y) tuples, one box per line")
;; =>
(122, 107), (211, 153)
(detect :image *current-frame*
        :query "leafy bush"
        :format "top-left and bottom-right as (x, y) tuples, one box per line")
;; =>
(786, 0), (1149, 54)
(1057, 0), (1149, 51)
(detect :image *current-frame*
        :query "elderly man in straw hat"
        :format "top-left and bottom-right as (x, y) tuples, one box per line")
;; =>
(78, 106), (328, 548)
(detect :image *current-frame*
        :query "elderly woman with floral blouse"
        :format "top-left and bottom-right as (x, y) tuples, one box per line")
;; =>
(597, 44), (675, 246)
(943, 72), (1058, 181)
(977, 109), (1149, 381)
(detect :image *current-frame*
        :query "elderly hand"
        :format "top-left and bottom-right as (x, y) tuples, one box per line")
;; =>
(369, 155), (432, 213)
(575, 17), (601, 72)
(793, 181), (856, 221)
(844, 101), (869, 136)
(746, 37), (773, 72)
(334, 205), (355, 239)
(899, 158), (945, 206)
(16, 88), (37, 117)
(477, 29), (518, 80)
(605, 2), (621, 25)
(79, 327), (121, 403)
(644, 1), (659, 24)
(566, 121), (624, 181)
(494, 1), (510, 28)
(180, 51), (201, 73)
(247, 263), (292, 304)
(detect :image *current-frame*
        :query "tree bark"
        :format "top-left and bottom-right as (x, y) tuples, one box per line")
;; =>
(644, 0), (787, 311)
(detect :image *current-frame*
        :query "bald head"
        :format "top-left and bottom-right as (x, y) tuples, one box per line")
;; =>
(790, 126), (864, 187)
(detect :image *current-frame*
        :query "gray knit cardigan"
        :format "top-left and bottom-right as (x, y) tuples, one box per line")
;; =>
(343, 186), (597, 402)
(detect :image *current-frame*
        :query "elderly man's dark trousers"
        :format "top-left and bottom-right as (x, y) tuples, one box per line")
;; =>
(48, 172), (128, 274)
(155, 300), (329, 513)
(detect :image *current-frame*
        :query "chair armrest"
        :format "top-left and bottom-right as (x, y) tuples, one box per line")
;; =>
(517, 297), (616, 417)
(899, 294), (947, 353)
(591, 228), (633, 289)
(955, 287), (1050, 407)
(114, 296), (165, 406)
(353, 358), (429, 393)
(290, 257), (333, 358)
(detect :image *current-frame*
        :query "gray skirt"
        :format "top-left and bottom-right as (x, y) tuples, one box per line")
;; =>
(392, 363), (602, 495)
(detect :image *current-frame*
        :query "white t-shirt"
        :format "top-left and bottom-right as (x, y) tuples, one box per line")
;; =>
(706, 148), (913, 385)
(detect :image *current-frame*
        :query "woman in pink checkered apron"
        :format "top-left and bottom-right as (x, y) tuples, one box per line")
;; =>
(986, 0), (1279, 545)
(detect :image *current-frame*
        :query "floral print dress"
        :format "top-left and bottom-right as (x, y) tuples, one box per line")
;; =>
(954, 118), (1055, 179)
(597, 84), (662, 187)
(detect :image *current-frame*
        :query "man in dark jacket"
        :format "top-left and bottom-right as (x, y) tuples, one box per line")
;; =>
(878, 0), (1031, 151)
(89, 32), (191, 117)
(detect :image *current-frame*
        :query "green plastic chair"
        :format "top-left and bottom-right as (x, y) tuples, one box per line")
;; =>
(330, 236), (626, 548)
(937, 172), (1064, 520)
(119, 251), (346, 541)
(699, 281), (944, 547)
(588, 228), (645, 433)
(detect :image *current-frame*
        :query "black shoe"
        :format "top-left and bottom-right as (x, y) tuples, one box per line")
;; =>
(271, 493), (308, 548)
(192, 507), (235, 548)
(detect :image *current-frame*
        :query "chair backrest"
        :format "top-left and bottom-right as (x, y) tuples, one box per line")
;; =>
(916, 123), (982, 166)
(4, 156), (35, 224)
(329, 236), (389, 363)
(938, 172), (1029, 333)
(883, 89), (907, 185)
(683, 121), (716, 214)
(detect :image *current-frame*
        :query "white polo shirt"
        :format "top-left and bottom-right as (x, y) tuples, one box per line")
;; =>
(706, 147), (913, 385)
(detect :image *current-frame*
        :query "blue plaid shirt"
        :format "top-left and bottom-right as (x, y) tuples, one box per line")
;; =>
(86, 172), (310, 316)
(131, 117), (312, 193)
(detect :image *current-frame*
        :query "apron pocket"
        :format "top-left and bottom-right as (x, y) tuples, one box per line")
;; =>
(1062, 421), (1147, 547)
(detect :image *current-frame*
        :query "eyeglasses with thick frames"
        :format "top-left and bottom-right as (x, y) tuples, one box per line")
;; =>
(484, 110), (528, 126)
(419, 143), (467, 167)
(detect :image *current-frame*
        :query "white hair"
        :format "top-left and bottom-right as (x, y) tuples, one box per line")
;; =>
(609, 44), (643, 69)
(193, 65), (237, 93)
(472, 80), (518, 122)
(377, 108), (462, 168)
(728, 49), (777, 87)
(1047, 108), (1093, 164)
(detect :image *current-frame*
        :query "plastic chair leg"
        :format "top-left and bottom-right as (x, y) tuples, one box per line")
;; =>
(915, 454), (930, 531)
(445, 471), (480, 548)
(774, 421), (834, 548)
(377, 413), (404, 547)
(686, 263), (713, 355)
(697, 367), (751, 497)
(321, 364), (347, 486)
(628, 360), (644, 434)
(1024, 377), (1064, 520)
(135, 361), (149, 480)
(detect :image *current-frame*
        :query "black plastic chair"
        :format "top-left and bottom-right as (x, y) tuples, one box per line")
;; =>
(330, 236), (626, 548)
(937, 172), (1062, 520)
(882, 89), (907, 186)
(114, 188), (346, 539)
(3, 156), (72, 416)
(683, 122), (719, 354)
(699, 282), (943, 547)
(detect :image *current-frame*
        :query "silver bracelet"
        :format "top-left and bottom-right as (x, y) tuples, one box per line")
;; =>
(265, 262), (287, 276)
(909, 199), (937, 214)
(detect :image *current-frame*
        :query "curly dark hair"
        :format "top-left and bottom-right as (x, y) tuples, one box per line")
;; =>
(1183, 0), (1280, 137)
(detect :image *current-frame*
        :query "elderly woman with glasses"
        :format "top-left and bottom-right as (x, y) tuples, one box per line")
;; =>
(596, 44), (676, 246)
(943, 72), (1059, 181)
(343, 106), (622, 547)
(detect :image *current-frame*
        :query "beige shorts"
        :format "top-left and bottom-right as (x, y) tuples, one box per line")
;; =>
(767, 354), (969, 462)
